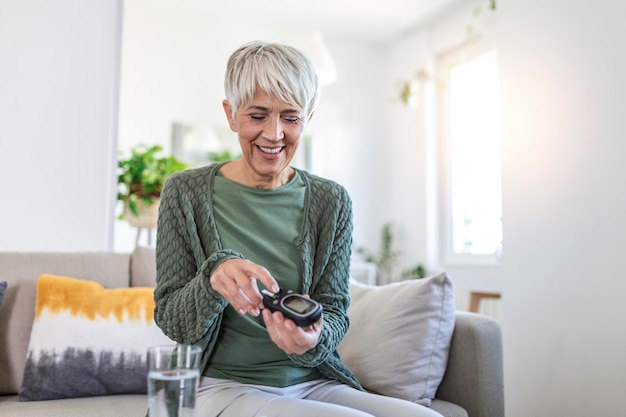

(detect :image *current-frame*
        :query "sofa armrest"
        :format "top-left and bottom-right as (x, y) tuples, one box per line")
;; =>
(436, 312), (504, 417)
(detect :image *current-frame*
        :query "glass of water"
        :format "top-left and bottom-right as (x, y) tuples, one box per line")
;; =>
(147, 344), (202, 417)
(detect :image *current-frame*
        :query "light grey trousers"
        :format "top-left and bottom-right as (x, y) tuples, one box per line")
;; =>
(193, 377), (443, 417)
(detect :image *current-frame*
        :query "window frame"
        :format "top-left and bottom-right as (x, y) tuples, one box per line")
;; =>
(436, 40), (502, 267)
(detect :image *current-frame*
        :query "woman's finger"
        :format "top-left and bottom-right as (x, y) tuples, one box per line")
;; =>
(210, 259), (277, 316)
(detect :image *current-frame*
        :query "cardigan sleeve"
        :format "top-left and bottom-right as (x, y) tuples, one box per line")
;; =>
(287, 178), (353, 367)
(153, 171), (243, 345)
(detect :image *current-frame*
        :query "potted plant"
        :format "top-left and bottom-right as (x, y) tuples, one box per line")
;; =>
(117, 144), (189, 228)
(357, 222), (427, 284)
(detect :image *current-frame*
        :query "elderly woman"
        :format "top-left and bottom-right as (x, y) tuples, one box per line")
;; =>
(154, 41), (441, 417)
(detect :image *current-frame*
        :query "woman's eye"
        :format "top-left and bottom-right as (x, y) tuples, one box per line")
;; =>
(247, 113), (301, 124)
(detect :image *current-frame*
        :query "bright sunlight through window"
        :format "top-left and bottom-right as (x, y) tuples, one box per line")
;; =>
(446, 49), (502, 257)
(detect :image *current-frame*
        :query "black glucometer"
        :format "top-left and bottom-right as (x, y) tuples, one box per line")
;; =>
(261, 289), (323, 327)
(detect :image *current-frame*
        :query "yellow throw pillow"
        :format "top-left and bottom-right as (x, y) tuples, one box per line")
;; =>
(19, 274), (172, 401)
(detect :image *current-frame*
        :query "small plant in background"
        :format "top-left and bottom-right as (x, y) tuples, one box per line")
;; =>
(208, 149), (239, 163)
(357, 222), (427, 284)
(401, 264), (427, 280)
(357, 223), (400, 285)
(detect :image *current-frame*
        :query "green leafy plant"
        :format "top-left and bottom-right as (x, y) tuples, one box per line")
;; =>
(357, 223), (399, 284)
(401, 264), (427, 280)
(117, 144), (189, 218)
(208, 149), (239, 163)
(357, 222), (427, 283)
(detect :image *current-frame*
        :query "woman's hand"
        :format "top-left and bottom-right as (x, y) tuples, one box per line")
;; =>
(262, 308), (323, 355)
(209, 258), (279, 317)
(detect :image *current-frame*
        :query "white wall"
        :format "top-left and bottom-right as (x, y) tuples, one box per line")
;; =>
(310, 37), (389, 253)
(499, 1), (626, 416)
(0, 0), (121, 251)
(383, 30), (433, 276)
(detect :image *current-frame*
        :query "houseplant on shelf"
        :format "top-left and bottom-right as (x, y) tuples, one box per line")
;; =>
(117, 144), (189, 229)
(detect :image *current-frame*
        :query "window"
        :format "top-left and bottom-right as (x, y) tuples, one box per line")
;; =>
(439, 47), (502, 264)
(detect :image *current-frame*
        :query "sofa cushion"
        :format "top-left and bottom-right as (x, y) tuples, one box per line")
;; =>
(130, 246), (157, 287)
(19, 274), (172, 401)
(1, 394), (148, 417)
(337, 273), (455, 406)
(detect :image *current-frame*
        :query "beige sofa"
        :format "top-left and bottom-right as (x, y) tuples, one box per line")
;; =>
(0, 249), (504, 417)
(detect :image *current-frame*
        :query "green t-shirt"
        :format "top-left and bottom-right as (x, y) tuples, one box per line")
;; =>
(205, 170), (322, 386)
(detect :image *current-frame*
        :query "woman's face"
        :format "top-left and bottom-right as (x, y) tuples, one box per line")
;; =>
(223, 88), (310, 184)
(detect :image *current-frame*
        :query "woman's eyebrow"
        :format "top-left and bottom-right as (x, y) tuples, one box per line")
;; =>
(281, 108), (302, 114)
(245, 105), (270, 112)
(245, 105), (302, 114)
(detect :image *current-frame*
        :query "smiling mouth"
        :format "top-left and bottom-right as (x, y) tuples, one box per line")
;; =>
(257, 145), (283, 155)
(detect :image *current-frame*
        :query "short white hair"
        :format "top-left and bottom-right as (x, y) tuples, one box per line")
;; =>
(224, 41), (319, 117)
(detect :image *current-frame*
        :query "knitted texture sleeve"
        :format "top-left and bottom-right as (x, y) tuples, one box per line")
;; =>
(286, 172), (354, 369)
(154, 165), (242, 346)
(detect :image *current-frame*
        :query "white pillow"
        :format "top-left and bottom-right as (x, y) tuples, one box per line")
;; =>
(337, 273), (455, 406)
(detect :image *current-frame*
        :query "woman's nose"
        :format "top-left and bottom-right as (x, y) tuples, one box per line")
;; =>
(264, 117), (285, 140)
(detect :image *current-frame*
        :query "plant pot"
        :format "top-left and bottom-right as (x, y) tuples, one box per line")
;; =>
(123, 198), (160, 229)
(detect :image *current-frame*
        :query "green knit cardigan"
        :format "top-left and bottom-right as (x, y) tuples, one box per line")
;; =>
(154, 163), (362, 390)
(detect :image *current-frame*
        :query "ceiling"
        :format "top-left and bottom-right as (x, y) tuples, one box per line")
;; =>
(154, 0), (465, 42)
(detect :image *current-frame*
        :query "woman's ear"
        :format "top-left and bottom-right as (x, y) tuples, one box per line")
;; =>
(223, 100), (238, 132)
(307, 111), (315, 123)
